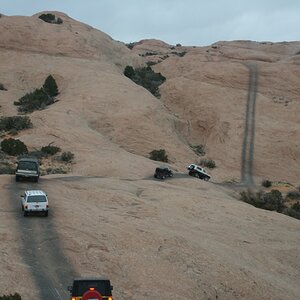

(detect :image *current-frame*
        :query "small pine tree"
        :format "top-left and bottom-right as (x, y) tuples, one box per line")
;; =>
(43, 75), (59, 97)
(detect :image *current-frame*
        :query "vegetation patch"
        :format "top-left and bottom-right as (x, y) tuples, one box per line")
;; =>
(61, 151), (75, 163)
(1, 138), (28, 156)
(0, 83), (7, 91)
(262, 179), (272, 188)
(240, 189), (285, 213)
(149, 149), (168, 162)
(199, 158), (216, 169)
(190, 144), (205, 156)
(124, 66), (166, 98)
(14, 75), (59, 113)
(286, 191), (300, 200)
(0, 116), (32, 133)
(41, 143), (61, 156)
(0, 293), (22, 300)
(39, 13), (63, 24)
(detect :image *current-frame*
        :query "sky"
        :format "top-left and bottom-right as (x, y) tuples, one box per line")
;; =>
(1, 0), (300, 46)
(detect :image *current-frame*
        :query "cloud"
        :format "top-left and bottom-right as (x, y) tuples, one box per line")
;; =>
(1, 0), (300, 46)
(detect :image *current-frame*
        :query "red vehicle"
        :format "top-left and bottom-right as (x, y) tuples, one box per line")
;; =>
(68, 277), (113, 300)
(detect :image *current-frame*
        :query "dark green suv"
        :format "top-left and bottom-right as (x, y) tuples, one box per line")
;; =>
(68, 277), (113, 300)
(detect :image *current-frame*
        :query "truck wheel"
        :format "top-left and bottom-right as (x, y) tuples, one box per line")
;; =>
(204, 177), (209, 181)
(44, 211), (48, 217)
(16, 176), (20, 182)
(21, 205), (24, 211)
(24, 211), (28, 217)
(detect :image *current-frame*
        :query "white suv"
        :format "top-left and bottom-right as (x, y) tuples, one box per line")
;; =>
(21, 190), (49, 217)
(187, 164), (211, 181)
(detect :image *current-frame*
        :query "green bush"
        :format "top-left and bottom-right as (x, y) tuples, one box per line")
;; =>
(0, 293), (22, 300)
(262, 179), (272, 188)
(41, 143), (61, 156)
(38, 13), (62, 24)
(0, 116), (32, 132)
(0, 83), (7, 91)
(286, 191), (300, 200)
(149, 149), (168, 162)
(190, 144), (205, 156)
(240, 189), (285, 213)
(1, 138), (28, 156)
(199, 158), (216, 169)
(285, 202), (300, 220)
(43, 75), (59, 97)
(124, 66), (166, 97)
(14, 75), (58, 113)
(0, 161), (16, 174)
(61, 151), (74, 162)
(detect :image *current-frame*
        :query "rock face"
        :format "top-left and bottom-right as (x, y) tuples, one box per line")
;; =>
(0, 12), (300, 300)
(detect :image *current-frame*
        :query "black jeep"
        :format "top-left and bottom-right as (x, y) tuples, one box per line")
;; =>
(68, 277), (113, 300)
(154, 166), (173, 179)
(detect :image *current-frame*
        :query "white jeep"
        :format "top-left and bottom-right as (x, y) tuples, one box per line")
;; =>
(187, 164), (211, 181)
(21, 190), (49, 217)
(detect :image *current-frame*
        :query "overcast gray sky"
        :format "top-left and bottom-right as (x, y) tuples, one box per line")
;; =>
(1, 0), (300, 46)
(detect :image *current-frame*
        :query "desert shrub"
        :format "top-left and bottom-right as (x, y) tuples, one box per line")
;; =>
(56, 17), (63, 24)
(240, 189), (285, 213)
(262, 179), (272, 188)
(61, 151), (74, 162)
(43, 75), (59, 97)
(124, 66), (135, 78)
(171, 51), (186, 57)
(190, 144), (205, 156)
(39, 13), (55, 23)
(124, 66), (166, 97)
(39, 13), (62, 24)
(0, 293), (22, 300)
(199, 158), (216, 169)
(1, 138), (28, 156)
(45, 166), (68, 174)
(0, 83), (7, 91)
(286, 191), (300, 200)
(0, 161), (16, 174)
(0, 116), (32, 132)
(28, 149), (47, 159)
(146, 61), (158, 67)
(14, 88), (52, 113)
(14, 76), (58, 113)
(149, 149), (168, 162)
(285, 202), (300, 220)
(41, 143), (61, 156)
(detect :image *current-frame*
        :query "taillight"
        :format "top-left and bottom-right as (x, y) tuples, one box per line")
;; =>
(89, 287), (95, 291)
(46, 204), (49, 208)
(25, 205), (28, 209)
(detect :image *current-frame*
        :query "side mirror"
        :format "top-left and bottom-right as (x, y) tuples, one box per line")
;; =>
(111, 285), (113, 291)
(67, 286), (73, 292)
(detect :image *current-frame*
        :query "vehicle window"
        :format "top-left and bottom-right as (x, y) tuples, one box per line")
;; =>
(27, 195), (47, 203)
(18, 161), (37, 171)
(72, 280), (112, 296)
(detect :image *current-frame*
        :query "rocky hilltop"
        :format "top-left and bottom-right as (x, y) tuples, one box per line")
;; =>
(0, 12), (299, 300)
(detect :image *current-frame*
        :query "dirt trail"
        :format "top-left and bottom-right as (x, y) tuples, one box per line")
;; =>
(7, 178), (76, 299)
(241, 63), (258, 185)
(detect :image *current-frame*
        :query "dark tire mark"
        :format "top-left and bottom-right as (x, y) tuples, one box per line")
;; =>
(8, 178), (76, 299)
(241, 63), (258, 186)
